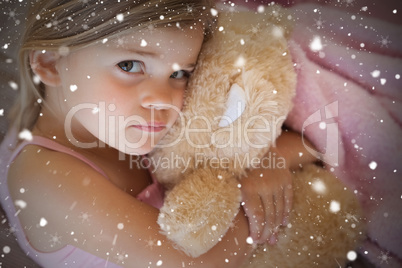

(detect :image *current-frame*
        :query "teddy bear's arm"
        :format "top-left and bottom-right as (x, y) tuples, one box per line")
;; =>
(158, 168), (246, 258)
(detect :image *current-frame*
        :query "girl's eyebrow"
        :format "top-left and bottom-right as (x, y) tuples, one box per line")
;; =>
(119, 47), (158, 57)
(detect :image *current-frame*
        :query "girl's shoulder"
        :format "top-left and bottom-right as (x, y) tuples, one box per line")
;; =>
(7, 143), (121, 251)
(5, 142), (253, 267)
(8, 143), (102, 189)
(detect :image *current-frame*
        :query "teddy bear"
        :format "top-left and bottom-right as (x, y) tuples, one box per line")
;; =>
(149, 7), (365, 267)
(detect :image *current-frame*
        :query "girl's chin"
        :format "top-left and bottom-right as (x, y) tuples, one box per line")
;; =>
(117, 145), (154, 156)
(104, 134), (164, 156)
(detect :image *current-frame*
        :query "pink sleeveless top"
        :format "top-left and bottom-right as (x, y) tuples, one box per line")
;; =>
(0, 130), (165, 267)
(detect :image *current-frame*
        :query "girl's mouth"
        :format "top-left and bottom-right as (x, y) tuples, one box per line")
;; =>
(131, 122), (166, 132)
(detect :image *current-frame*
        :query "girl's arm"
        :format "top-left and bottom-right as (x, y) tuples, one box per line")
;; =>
(240, 130), (318, 244)
(8, 146), (253, 267)
(273, 130), (319, 170)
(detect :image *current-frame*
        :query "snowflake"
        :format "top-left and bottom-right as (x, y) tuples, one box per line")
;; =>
(247, 24), (262, 35)
(186, 4), (194, 15)
(114, 251), (128, 264)
(345, 213), (359, 223)
(342, 0), (355, 7)
(314, 17), (326, 29)
(3, 225), (17, 237)
(378, 36), (391, 48)
(145, 237), (158, 250)
(49, 233), (62, 247)
(378, 251), (392, 264)
(7, 8), (21, 26)
(79, 212), (92, 222)
(315, 235), (326, 246)
(228, 217), (240, 232)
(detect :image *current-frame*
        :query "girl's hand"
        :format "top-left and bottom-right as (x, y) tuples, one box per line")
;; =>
(241, 162), (293, 245)
(240, 130), (318, 245)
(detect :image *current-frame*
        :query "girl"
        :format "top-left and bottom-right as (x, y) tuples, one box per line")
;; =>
(0, 0), (316, 267)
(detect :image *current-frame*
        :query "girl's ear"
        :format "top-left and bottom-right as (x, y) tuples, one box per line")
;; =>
(30, 50), (61, 86)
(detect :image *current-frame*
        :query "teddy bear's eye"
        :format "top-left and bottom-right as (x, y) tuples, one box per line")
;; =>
(117, 60), (144, 74)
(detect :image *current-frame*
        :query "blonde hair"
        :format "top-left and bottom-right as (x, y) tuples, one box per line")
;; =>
(11, 0), (215, 132)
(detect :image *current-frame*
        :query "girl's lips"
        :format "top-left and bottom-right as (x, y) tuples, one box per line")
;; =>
(131, 123), (166, 132)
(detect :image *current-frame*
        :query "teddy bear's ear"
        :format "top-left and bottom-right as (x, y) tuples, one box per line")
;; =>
(218, 83), (246, 127)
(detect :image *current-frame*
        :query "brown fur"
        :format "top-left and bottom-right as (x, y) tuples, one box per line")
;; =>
(150, 7), (365, 266)
(241, 165), (364, 267)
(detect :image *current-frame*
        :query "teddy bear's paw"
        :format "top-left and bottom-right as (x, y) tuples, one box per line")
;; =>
(157, 168), (242, 257)
(249, 164), (365, 267)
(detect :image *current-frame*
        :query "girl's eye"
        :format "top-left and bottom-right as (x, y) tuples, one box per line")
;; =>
(170, 70), (191, 80)
(117, 60), (144, 73)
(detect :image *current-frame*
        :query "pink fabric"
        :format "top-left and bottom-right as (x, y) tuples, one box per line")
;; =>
(229, 1), (402, 266)
(287, 40), (402, 267)
(136, 158), (165, 209)
(284, 3), (402, 267)
(0, 130), (164, 267)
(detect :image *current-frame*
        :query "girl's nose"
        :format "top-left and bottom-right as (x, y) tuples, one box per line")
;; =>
(142, 102), (169, 110)
(140, 81), (174, 110)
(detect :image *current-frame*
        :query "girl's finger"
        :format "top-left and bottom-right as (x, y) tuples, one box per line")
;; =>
(259, 194), (275, 243)
(242, 196), (264, 242)
(274, 189), (284, 229)
(269, 233), (278, 245)
(283, 183), (293, 226)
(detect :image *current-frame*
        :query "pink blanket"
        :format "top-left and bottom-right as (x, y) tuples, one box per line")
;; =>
(230, 0), (402, 266)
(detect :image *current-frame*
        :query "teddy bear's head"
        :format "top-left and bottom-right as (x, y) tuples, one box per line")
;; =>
(150, 10), (296, 187)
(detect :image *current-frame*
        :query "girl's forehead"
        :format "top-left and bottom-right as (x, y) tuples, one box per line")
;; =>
(104, 26), (204, 52)
(110, 29), (168, 47)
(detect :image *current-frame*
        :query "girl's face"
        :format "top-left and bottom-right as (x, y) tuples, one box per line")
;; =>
(54, 26), (204, 155)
